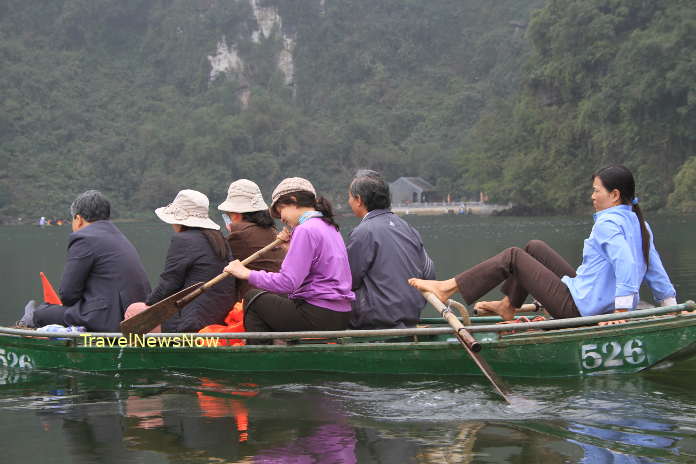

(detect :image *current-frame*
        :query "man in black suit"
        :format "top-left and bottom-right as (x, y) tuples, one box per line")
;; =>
(20, 190), (151, 332)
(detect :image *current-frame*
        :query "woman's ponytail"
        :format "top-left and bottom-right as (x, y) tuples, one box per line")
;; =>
(202, 229), (232, 261)
(273, 190), (340, 230)
(632, 202), (650, 267)
(315, 196), (339, 230)
(177, 226), (231, 260)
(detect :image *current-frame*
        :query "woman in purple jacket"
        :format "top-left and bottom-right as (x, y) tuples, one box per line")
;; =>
(224, 177), (354, 340)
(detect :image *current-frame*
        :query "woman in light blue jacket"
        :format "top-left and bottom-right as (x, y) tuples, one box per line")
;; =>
(409, 165), (677, 320)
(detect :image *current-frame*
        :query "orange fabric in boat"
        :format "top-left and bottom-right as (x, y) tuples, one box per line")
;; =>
(198, 300), (245, 346)
(40, 272), (62, 305)
(496, 315), (546, 335)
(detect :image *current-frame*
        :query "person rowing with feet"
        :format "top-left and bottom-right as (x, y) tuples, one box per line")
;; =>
(409, 165), (677, 323)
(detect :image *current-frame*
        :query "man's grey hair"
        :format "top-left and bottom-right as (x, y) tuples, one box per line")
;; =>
(350, 169), (391, 211)
(70, 190), (111, 222)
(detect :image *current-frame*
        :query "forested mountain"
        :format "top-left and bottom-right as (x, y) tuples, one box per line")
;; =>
(0, 0), (693, 220)
(461, 0), (696, 213)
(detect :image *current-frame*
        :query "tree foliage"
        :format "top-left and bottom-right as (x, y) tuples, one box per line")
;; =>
(668, 156), (696, 213)
(0, 0), (692, 219)
(462, 0), (696, 213)
(0, 0), (543, 219)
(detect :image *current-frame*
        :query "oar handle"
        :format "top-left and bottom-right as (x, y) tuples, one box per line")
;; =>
(240, 238), (284, 266)
(456, 328), (481, 352)
(176, 238), (284, 307)
(519, 303), (538, 312)
(423, 292), (481, 352)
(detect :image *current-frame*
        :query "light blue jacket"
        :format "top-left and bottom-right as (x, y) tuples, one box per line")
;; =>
(562, 205), (676, 316)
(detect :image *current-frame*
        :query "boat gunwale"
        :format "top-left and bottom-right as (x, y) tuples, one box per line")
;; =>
(3, 321), (696, 354)
(493, 312), (696, 344)
(0, 302), (693, 342)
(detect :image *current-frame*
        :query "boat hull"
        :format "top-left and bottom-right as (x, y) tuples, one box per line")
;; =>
(1, 313), (696, 378)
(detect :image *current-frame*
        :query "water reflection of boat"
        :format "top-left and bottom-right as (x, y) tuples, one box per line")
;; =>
(1, 304), (695, 378)
(4, 370), (363, 462)
(1, 369), (694, 462)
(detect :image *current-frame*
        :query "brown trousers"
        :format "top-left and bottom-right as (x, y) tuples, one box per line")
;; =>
(454, 240), (580, 319)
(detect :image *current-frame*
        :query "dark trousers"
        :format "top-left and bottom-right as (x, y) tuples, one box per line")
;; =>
(243, 290), (351, 344)
(33, 303), (69, 327)
(454, 240), (580, 319)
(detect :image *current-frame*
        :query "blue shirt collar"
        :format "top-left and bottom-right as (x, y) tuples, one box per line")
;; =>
(298, 211), (323, 225)
(593, 204), (632, 222)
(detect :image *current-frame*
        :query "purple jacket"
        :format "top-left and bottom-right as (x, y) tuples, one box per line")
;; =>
(248, 218), (355, 311)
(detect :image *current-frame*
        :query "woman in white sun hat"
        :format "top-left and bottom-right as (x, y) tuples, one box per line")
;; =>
(218, 179), (286, 303)
(124, 189), (236, 332)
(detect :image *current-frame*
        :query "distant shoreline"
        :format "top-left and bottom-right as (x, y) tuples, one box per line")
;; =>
(391, 202), (513, 216)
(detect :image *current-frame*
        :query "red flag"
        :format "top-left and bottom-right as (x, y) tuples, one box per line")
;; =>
(40, 272), (62, 305)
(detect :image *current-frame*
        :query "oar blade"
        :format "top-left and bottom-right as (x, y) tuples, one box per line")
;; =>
(458, 336), (513, 404)
(120, 282), (204, 335)
(421, 291), (515, 404)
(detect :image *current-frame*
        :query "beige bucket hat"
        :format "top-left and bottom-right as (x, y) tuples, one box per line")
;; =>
(270, 177), (316, 215)
(155, 189), (220, 230)
(217, 179), (268, 213)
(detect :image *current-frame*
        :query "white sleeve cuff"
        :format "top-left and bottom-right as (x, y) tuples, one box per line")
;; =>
(660, 297), (677, 307)
(614, 295), (634, 310)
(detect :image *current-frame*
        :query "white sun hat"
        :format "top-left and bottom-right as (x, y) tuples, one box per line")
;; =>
(217, 179), (269, 213)
(155, 189), (220, 230)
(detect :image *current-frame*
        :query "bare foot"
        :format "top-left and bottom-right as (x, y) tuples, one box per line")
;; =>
(408, 278), (458, 304)
(475, 297), (516, 321)
(475, 300), (531, 316)
(473, 300), (502, 316)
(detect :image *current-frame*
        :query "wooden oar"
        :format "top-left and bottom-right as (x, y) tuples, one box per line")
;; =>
(422, 291), (513, 404)
(120, 238), (284, 335)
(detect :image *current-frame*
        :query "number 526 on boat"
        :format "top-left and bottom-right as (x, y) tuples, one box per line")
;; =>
(0, 348), (33, 369)
(580, 338), (648, 373)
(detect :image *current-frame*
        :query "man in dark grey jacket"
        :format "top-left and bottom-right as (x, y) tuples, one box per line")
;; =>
(347, 170), (435, 329)
(21, 190), (151, 332)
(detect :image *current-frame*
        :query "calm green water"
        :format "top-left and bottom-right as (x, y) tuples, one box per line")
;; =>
(1, 215), (695, 463)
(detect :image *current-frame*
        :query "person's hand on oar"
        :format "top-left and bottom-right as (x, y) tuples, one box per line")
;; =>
(224, 260), (251, 280)
(273, 226), (292, 252)
(277, 226), (292, 242)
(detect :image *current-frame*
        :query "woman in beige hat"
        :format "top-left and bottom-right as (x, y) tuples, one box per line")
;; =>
(224, 177), (355, 341)
(218, 179), (286, 303)
(124, 189), (236, 332)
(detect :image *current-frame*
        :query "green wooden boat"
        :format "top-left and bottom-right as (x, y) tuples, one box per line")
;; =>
(0, 302), (694, 379)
